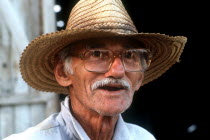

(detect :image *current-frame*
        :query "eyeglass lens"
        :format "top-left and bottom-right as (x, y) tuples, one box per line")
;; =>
(83, 49), (151, 73)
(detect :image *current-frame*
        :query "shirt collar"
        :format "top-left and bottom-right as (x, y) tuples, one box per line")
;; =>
(60, 96), (90, 140)
(112, 115), (132, 140)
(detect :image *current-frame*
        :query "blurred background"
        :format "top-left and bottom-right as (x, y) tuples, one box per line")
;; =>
(0, 0), (208, 140)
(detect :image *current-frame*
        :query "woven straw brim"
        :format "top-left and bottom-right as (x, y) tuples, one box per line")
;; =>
(20, 29), (187, 94)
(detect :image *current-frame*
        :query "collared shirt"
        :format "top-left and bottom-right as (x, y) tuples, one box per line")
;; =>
(3, 97), (156, 140)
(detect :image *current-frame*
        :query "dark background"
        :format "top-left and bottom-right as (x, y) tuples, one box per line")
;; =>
(55, 0), (208, 139)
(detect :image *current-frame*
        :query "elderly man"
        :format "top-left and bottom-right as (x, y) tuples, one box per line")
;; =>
(4, 0), (187, 140)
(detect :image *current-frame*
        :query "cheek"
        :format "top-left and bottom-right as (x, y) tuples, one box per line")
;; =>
(128, 73), (144, 91)
(72, 65), (96, 95)
(71, 64), (87, 92)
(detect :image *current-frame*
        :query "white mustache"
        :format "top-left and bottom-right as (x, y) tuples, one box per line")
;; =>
(91, 78), (131, 91)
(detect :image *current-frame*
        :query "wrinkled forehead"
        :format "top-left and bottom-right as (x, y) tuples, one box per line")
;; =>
(69, 37), (145, 52)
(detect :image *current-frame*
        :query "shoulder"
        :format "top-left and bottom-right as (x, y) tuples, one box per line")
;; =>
(125, 122), (156, 140)
(2, 114), (64, 140)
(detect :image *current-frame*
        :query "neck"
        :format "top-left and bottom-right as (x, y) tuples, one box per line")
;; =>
(69, 98), (119, 140)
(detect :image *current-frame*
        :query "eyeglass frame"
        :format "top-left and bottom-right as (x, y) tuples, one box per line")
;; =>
(77, 47), (152, 73)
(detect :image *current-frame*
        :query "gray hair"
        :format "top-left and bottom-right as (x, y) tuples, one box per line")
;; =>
(57, 46), (74, 75)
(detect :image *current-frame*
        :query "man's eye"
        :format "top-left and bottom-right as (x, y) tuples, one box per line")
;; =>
(124, 52), (133, 59)
(92, 51), (102, 57)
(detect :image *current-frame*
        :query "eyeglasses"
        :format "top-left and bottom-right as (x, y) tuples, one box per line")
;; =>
(79, 49), (152, 73)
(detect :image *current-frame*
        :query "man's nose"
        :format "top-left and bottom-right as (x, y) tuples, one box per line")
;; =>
(104, 57), (125, 78)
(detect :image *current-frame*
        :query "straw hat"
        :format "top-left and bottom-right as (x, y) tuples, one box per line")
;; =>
(20, 0), (187, 94)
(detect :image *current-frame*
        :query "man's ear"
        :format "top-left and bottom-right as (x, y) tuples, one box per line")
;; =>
(54, 61), (73, 87)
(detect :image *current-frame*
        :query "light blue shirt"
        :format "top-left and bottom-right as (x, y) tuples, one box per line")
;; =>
(3, 97), (156, 140)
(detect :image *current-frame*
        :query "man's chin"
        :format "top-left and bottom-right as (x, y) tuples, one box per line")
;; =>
(91, 95), (132, 116)
(95, 107), (128, 116)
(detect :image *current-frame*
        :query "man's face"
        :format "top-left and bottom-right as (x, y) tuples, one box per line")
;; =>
(66, 38), (144, 116)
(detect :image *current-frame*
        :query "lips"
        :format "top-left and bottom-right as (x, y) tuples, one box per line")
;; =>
(97, 85), (127, 91)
